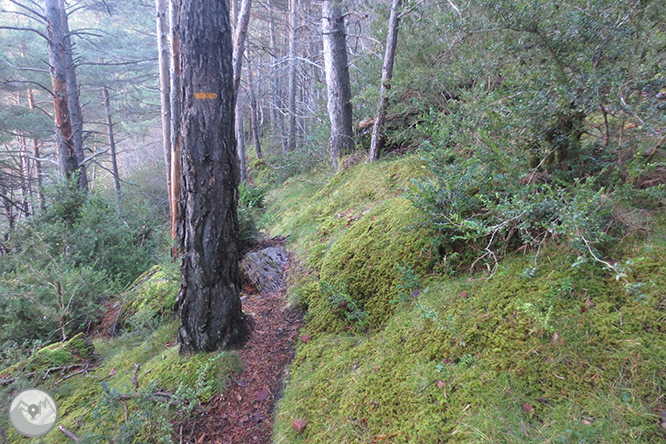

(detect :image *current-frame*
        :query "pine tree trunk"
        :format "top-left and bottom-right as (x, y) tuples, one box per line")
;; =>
(286, 0), (298, 153)
(43, 0), (79, 182)
(27, 89), (45, 209)
(59, 0), (88, 191)
(176, 0), (247, 353)
(232, 0), (252, 99)
(236, 94), (248, 183)
(268, 3), (286, 153)
(247, 51), (263, 159)
(322, 0), (354, 171)
(102, 87), (121, 197)
(169, 0), (182, 246)
(369, 0), (401, 161)
(156, 0), (172, 212)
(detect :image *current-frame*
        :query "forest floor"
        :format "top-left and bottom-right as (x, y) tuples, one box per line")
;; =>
(177, 267), (304, 444)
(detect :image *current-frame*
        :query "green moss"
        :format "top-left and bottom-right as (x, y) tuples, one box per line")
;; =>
(318, 197), (438, 328)
(117, 264), (179, 332)
(270, 156), (666, 444)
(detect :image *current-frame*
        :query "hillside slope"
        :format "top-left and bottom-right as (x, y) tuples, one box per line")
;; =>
(267, 155), (666, 443)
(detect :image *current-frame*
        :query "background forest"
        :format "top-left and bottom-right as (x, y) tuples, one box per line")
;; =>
(0, 0), (665, 442)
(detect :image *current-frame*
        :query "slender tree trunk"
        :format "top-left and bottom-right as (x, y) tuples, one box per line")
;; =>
(247, 50), (263, 159)
(156, 0), (172, 211)
(43, 0), (79, 182)
(236, 94), (247, 183)
(176, 0), (246, 353)
(232, 0), (252, 100)
(27, 89), (45, 209)
(59, 0), (87, 191)
(102, 87), (121, 197)
(322, 0), (354, 171)
(169, 0), (182, 247)
(286, 0), (298, 153)
(368, 0), (401, 161)
(268, 1), (286, 152)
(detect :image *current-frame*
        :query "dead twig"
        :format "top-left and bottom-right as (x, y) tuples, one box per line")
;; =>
(58, 425), (80, 441)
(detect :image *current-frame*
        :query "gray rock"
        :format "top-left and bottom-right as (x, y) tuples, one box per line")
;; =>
(240, 246), (289, 294)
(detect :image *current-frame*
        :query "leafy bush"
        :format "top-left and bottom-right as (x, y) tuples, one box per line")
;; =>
(409, 144), (663, 273)
(0, 181), (165, 346)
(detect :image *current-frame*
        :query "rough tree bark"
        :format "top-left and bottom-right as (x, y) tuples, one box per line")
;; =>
(169, 0), (182, 246)
(59, 0), (87, 191)
(368, 0), (401, 161)
(286, 0), (298, 153)
(322, 0), (353, 171)
(176, 0), (247, 353)
(102, 87), (121, 197)
(156, 0), (171, 212)
(43, 0), (79, 182)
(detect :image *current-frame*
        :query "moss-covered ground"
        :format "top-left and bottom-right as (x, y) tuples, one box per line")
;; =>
(267, 155), (666, 443)
(1, 265), (241, 443)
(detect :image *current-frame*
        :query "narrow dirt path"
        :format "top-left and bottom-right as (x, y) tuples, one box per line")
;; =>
(178, 283), (303, 444)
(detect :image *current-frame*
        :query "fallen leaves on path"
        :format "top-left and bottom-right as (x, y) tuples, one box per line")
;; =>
(177, 287), (303, 444)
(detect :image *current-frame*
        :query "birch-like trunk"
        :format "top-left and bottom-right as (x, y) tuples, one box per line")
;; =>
(156, 0), (171, 210)
(236, 94), (247, 183)
(102, 87), (121, 197)
(247, 50), (263, 159)
(322, 0), (354, 171)
(286, 0), (298, 153)
(268, 2), (286, 152)
(368, 0), (401, 161)
(27, 89), (45, 209)
(169, 0), (182, 245)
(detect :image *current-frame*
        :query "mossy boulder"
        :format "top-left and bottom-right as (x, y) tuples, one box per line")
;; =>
(1, 333), (95, 376)
(316, 197), (439, 329)
(117, 264), (179, 332)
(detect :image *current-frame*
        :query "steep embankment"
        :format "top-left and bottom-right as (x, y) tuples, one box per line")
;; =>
(266, 155), (666, 443)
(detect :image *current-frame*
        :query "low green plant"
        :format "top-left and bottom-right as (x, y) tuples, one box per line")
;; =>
(320, 280), (368, 329)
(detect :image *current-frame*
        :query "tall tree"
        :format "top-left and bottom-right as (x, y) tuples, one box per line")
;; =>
(169, 0), (182, 247)
(322, 0), (353, 171)
(102, 87), (121, 197)
(286, 0), (298, 152)
(156, 0), (172, 216)
(246, 50), (262, 159)
(58, 0), (87, 191)
(43, 0), (79, 181)
(176, 0), (247, 353)
(368, 0), (401, 161)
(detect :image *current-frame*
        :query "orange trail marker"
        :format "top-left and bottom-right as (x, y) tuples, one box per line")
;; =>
(195, 92), (218, 99)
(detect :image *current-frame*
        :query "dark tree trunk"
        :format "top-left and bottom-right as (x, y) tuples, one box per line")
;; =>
(59, 0), (88, 191)
(369, 0), (401, 161)
(176, 0), (247, 353)
(322, 0), (353, 171)
(43, 0), (79, 182)
(102, 87), (121, 197)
